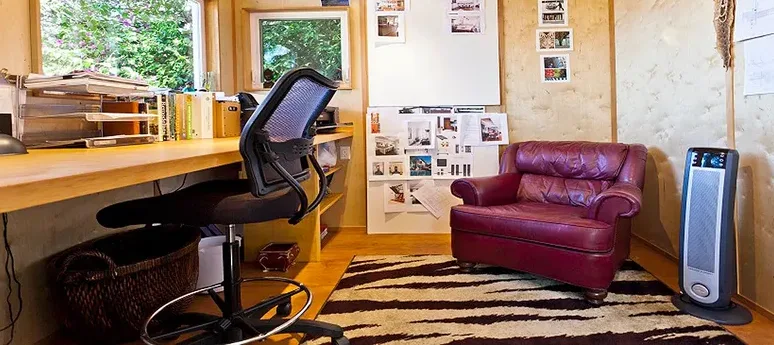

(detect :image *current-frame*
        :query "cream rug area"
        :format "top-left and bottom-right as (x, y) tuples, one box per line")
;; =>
(307, 255), (743, 345)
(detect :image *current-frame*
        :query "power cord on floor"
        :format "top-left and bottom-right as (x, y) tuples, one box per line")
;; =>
(1, 213), (22, 345)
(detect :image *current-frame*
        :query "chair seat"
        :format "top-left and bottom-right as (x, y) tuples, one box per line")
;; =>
(97, 180), (300, 228)
(450, 202), (614, 253)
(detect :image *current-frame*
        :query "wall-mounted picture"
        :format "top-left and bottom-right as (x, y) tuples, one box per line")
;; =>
(541, 54), (570, 83)
(480, 116), (505, 144)
(404, 119), (435, 149)
(409, 154), (433, 178)
(376, 13), (406, 43)
(370, 111), (381, 133)
(453, 106), (485, 113)
(450, 14), (483, 34)
(450, 0), (482, 12)
(536, 29), (573, 51)
(538, 0), (568, 26)
(370, 161), (387, 180)
(407, 180), (434, 212)
(376, 0), (407, 11)
(437, 115), (459, 134)
(383, 182), (406, 213)
(388, 160), (406, 177)
(374, 135), (402, 156)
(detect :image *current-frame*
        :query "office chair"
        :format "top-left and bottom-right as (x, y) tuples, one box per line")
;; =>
(96, 68), (348, 345)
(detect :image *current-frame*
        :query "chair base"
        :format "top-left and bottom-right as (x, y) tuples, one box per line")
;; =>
(141, 226), (348, 345)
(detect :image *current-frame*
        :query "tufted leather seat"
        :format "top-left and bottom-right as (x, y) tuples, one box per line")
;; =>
(450, 141), (647, 304)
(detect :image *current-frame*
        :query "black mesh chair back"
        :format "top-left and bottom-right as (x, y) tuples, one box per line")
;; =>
(240, 67), (338, 224)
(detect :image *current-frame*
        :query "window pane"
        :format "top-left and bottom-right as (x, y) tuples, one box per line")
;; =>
(260, 19), (343, 84)
(40, 0), (201, 90)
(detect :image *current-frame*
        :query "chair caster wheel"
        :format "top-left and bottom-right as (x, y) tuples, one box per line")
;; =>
(332, 336), (350, 345)
(276, 301), (292, 317)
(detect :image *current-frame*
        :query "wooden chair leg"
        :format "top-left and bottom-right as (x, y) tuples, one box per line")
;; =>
(584, 289), (608, 306)
(457, 261), (476, 273)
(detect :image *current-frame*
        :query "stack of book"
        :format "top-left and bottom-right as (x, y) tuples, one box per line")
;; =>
(150, 92), (241, 142)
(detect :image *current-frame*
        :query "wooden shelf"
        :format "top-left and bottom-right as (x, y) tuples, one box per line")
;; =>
(323, 165), (344, 177)
(320, 193), (344, 215)
(314, 129), (353, 145)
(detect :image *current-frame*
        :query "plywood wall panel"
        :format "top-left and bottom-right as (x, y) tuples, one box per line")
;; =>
(733, 44), (774, 312)
(0, 0), (32, 74)
(501, 0), (612, 142)
(614, 0), (728, 256)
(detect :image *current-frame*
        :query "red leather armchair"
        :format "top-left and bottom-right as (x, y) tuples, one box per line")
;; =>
(450, 141), (647, 304)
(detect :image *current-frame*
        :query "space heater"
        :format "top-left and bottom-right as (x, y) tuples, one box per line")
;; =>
(671, 148), (752, 325)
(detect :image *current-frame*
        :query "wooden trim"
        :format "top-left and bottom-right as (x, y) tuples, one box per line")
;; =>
(29, 0), (43, 74)
(608, 0), (618, 143)
(725, 67), (736, 148)
(631, 233), (774, 322)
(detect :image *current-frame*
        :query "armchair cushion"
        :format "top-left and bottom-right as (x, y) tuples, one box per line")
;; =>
(587, 182), (643, 224)
(451, 173), (522, 207)
(451, 202), (614, 253)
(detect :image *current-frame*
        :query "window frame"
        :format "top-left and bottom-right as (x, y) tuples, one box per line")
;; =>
(249, 10), (351, 90)
(33, 0), (207, 89)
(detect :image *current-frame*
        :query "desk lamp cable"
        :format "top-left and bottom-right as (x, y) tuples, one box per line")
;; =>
(1, 213), (22, 345)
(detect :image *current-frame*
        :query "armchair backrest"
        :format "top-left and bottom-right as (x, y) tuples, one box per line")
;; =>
(500, 141), (646, 207)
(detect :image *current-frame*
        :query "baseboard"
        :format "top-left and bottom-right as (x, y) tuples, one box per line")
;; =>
(631, 233), (774, 322)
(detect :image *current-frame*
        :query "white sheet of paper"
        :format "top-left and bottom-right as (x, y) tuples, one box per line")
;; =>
(412, 185), (461, 219)
(744, 35), (774, 95)
(735, 0), (774, 42)
(459, 114), (481, 146)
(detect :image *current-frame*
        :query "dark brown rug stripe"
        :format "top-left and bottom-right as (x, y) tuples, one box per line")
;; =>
(309, 255), (744, 345)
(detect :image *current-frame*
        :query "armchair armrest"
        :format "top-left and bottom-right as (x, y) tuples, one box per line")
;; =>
(587, 182), (643, 224)
(451, 173), (522, 206)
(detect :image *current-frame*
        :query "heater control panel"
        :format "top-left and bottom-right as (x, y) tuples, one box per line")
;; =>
(690, 149), (730, 170)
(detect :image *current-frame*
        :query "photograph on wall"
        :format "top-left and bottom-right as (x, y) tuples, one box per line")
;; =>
(434, 154), (473, 179)
(422, 107), (454, 114)
(388, 159), (407, 178)
(370, 111), (381, 133)
(453, 106), (485, 113)
(370, 161), (387, 180)
(373, 135), (402, 156)
(450, 0), (482, 12)
(536, 29), (573, 51)
(450, 14), (483, 34)
(404, 119), (435, 149)
(538, 0), (568, 26)
(383, 182), (407, 213)
(408, 154), (433, 178)
(322, 0), (349, 6)
(436, 115), (459, 154)
(541, 54), (570, 83)
(407, 180), (434, 212)
(376, 13), (406, 43)
(479, 113), (509, 145)
(376, 0), (408, 11)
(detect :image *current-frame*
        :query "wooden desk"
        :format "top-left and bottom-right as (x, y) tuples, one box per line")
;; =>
(0, 131), (353, 214)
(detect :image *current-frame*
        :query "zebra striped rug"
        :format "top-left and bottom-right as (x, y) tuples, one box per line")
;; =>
(308, 255), (744, 345)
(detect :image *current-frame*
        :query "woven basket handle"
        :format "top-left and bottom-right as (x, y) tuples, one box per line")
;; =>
(57, 250), (118, 281)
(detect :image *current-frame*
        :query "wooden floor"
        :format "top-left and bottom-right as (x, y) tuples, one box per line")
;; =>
(45, 228), (773, 344)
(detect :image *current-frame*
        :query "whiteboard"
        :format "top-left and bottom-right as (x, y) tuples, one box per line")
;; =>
(366, 0), (501, 107)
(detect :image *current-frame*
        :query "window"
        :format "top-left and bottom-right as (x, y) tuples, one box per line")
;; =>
(251, 11), (350, 89)
(40, 0), (206, 90)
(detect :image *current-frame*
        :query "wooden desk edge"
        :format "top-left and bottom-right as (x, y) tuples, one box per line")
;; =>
(0, 131), (354, 214)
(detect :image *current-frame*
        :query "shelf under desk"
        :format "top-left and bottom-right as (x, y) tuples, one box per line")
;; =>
(0, 130), (353, 214)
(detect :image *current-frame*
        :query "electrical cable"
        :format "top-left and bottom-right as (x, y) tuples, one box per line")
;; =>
(154, 174), (188, 196)
(1, 213), (22, 345)
(172, 174), (189, 193)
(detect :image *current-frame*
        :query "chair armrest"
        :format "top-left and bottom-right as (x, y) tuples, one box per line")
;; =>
(451, 173), (522, 206)
(587, 182), (643, 224)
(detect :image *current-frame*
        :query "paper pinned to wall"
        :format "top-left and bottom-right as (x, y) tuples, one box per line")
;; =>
(412, 184), (462, 218)
(744, 34), (774, 96)
(734, 0), (774, 41)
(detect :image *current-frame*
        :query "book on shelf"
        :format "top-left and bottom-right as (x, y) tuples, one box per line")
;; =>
(189, 92), (215, 139)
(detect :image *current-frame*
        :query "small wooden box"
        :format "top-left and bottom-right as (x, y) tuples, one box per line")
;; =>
(213, 101), (241, 138)
(257, 243), (300, 272)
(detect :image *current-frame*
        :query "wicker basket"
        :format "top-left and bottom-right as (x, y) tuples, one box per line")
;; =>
(49, 225), (201, 344)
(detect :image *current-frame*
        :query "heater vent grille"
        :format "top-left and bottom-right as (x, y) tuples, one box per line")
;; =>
(686, 169), (721, 273)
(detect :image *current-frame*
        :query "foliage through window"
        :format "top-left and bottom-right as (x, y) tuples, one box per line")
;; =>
(252, 11), (350, 88)
(40, 0), (205, 90)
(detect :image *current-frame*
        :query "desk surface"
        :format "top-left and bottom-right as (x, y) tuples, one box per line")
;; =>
(0, 131), (353, 213)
